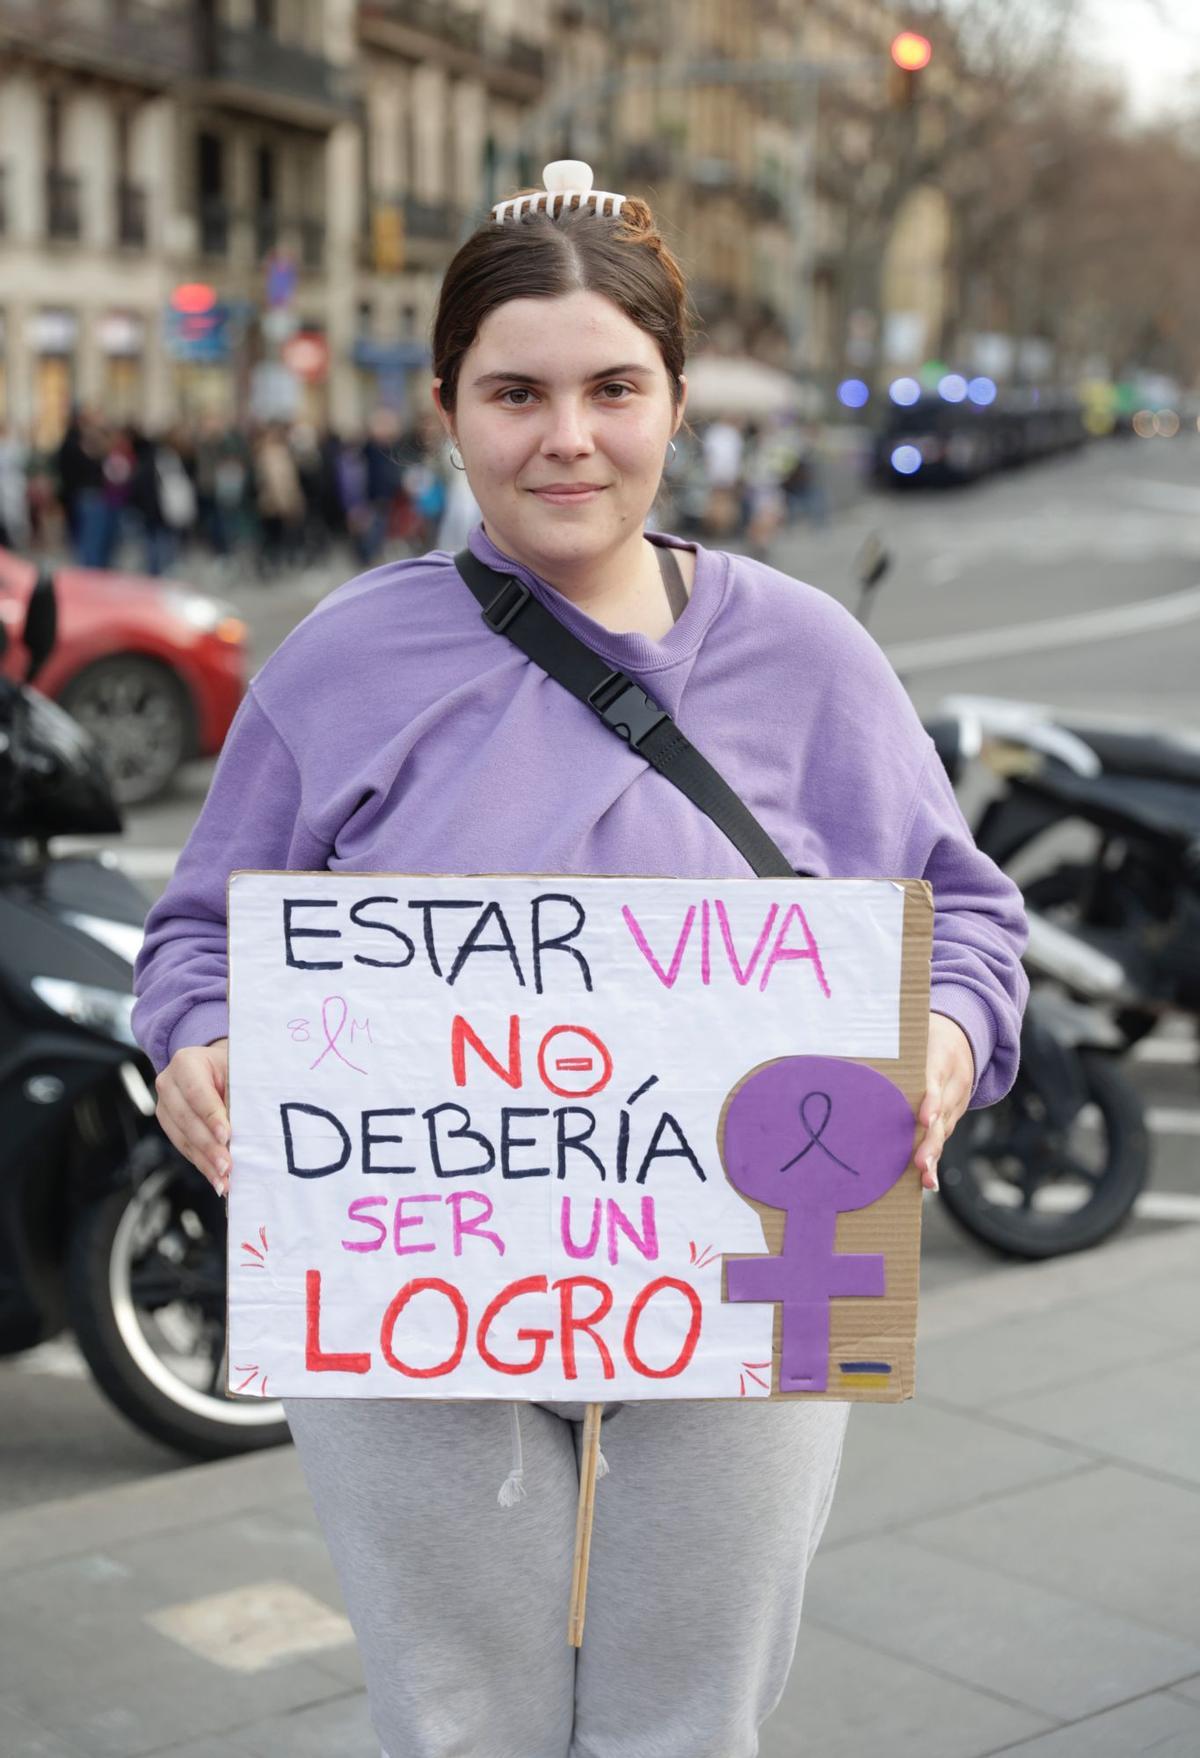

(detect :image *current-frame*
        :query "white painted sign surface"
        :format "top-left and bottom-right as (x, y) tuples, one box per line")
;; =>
(226, 873), (906, 1401)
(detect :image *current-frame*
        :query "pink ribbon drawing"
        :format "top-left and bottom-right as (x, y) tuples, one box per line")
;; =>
(308, 995), (368, 1074)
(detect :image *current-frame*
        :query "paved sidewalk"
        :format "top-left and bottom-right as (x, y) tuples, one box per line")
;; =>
(1, 1224), (1197, 1758)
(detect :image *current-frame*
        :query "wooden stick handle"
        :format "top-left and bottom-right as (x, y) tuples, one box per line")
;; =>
(567, 1402), (603, 1646)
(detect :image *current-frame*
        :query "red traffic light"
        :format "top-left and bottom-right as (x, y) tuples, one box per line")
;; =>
(891, 31), (932, 72)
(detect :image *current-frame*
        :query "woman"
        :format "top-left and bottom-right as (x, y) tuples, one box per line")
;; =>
(133, 168), (1027, 1758)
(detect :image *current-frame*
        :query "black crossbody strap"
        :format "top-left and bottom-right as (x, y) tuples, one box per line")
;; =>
(455, 547), (797, 879)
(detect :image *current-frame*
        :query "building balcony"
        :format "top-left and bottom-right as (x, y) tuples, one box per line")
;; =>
(503, 37), (545, 80)
(46, 170), (81, 242)
(193, 21), (354, 127)
(619, 140), (675, 183)
(117, 180), (147, 248)
(404, 195), (460, 242)
(361, 0), (481, 53)
(360, 5), (542, 97)
(0, 0), (193, 88)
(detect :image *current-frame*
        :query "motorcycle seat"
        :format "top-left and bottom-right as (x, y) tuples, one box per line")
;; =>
(1063, 724), (1200, 787)
(1030, 764), (1200, 847)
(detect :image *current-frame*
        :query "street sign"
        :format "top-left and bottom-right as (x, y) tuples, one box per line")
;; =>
(265, 250), (298, 308)
(164, 301), (233, 363)
(282, 330), (330, 383)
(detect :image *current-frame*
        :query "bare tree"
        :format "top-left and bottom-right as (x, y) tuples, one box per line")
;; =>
(814, 0), (1084, 379)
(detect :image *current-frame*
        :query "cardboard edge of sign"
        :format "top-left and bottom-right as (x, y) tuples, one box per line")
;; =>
(223, 871), (933, 1406)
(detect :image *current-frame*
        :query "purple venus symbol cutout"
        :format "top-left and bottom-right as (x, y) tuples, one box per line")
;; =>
(720, 1056), (915, 1393)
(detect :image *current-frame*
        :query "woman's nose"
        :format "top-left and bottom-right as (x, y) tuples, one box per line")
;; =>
(540, 403), (594, 457)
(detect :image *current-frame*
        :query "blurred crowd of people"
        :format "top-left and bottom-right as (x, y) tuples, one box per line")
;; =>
(0, 404), (830, 582)
(0, 407), (456, 581)
(663, 414), (829, 555)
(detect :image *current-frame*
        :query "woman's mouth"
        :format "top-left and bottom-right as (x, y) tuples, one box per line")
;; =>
(529, 486), (606, 505)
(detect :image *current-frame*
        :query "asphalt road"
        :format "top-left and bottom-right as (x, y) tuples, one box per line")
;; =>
(5, 431), (1199, 1509)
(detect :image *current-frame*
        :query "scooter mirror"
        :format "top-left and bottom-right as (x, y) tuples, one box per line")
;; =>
(852, 532), (891, 629)
(855, 533), (890, 591)
(23, 568), (57, 684)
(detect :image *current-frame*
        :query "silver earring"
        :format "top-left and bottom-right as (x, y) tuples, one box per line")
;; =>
(449, 442), (465, 472)
(667, 439), (678, 462)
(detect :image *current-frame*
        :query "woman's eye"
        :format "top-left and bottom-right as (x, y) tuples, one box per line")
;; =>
(497, 384), (632, 405)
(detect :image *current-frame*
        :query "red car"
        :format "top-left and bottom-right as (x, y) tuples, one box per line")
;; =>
(0, 547), (247, 805)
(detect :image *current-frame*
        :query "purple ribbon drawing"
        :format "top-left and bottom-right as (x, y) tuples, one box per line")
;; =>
(720, 1056), (914, 1392)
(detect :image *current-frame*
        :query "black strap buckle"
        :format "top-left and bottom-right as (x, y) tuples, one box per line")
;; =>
(481, 577), (532, 633)
(587, 671), (670, 749)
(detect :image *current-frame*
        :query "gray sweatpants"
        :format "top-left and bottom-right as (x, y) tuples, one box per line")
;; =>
(282, 1395), (850, 1758)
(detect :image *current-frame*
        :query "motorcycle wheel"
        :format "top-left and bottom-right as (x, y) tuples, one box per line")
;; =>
(938, 1050), (1149, 1259)
(68, 1151), (290, 1459)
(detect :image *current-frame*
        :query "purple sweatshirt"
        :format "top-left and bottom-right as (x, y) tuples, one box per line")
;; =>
(132, 523), (1028, 1104)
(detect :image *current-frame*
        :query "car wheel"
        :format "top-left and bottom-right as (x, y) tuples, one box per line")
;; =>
(58, 654), (193, 807)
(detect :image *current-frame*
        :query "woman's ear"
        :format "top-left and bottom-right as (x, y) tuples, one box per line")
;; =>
(430, 379), (455, 445)
(673, 373), (689, 435)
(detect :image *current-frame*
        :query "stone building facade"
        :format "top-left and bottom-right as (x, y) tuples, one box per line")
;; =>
(0, 0), (954, 444)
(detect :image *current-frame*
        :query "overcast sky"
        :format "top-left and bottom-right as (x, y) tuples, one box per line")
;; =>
(1079, 0), (1200, 117)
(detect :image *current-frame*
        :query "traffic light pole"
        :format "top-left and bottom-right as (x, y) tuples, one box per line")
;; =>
(481, 56), (882, 382)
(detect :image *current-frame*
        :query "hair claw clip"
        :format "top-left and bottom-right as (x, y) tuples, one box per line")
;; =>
(492, 160), (628, 223)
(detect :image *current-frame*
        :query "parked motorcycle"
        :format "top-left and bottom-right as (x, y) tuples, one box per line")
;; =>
(0, 569), (288, 1457)
(947, 692), (1200, 1052)
(925, 699), (1153, 1256)
(846, 542), (1153, 1259)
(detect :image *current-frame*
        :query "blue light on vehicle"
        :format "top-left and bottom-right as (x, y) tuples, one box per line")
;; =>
(967, 376), (997, 406)
(889, 377), (921, 406)
(938, 373), (968, 402)
(837, 378), (870, 409)
(891, 444), (922, 475)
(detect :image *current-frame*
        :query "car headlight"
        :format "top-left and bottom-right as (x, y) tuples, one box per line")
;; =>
(159, 586), (240, 634)
(30, 976), (138, 1048)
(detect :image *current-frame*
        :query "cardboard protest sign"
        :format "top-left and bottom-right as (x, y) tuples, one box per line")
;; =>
(226, 874), (931, 1404)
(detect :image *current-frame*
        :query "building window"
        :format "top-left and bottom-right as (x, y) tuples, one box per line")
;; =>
(44, 91), (81, 243)
(197, 130), (227, 255)
(115, 112), (147, 248)
(256, 144), (276, 258)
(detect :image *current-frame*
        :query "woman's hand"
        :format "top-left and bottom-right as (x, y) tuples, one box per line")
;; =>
(154, 1038), (231, 1197)
(915, 1013), (975, 1192)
